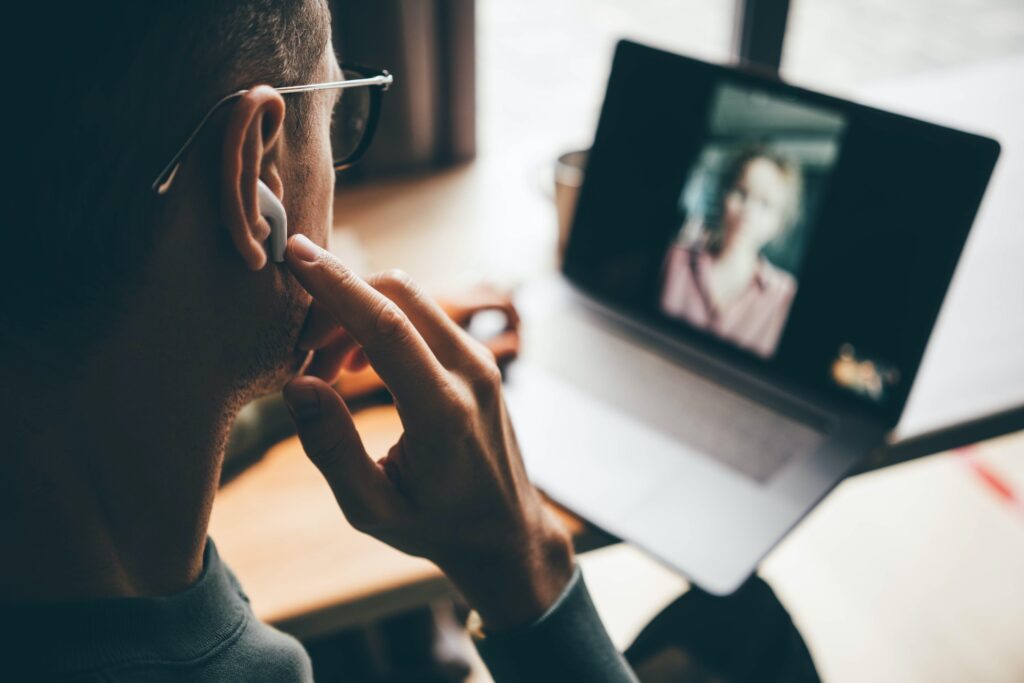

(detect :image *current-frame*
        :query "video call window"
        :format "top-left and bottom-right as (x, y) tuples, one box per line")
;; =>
(660, 83), (847, 358)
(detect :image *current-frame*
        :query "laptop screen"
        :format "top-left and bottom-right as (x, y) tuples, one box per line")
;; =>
(563, 41), (1000, 426)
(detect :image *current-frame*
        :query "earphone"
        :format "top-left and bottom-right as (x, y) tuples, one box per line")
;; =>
(257, 179), (287, 263)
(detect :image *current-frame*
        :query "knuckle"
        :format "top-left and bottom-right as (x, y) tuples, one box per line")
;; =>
(381, 268), (416, 290)
(468, 359), (502, 400)
(467, 336), (497, 363)
(373, 301), (410, 340)
(307, 437), (347, 474)
(437, 386), (474, 424)
(374, 269), (422, 299)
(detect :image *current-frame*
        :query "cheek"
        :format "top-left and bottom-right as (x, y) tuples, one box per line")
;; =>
(319, 166), (335, 238)
(761, 206), (785, 233)
(749, 211), (772, 237)
(304, 149), (336, 246)
(750, 215), (783, 246)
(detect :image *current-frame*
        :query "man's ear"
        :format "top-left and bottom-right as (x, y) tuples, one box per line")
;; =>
(221, 85), (287, 271)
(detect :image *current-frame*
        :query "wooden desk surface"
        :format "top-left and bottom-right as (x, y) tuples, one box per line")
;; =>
(210, 406), (445, 640)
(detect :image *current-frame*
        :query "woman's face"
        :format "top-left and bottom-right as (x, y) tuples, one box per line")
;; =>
(721, 157), (789, 249)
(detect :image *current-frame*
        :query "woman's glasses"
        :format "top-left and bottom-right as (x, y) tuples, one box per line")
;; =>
(152, 65), (392, 195)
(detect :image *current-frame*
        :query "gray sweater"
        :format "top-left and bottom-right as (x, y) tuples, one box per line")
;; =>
(1, 541), (637, 682)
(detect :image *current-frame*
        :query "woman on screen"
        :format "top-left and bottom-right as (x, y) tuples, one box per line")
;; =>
(661, 146), (803, 358)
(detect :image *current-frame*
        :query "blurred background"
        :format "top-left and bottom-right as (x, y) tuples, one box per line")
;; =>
(317, 0), (1024, 291)
(334, 0), (1024, 181)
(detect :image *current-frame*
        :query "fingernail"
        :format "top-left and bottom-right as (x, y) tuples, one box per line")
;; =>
(284, 382), (320, 419)
(290, 234), (320, 263)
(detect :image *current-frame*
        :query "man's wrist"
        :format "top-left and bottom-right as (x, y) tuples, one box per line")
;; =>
(441, 510), (575, 632)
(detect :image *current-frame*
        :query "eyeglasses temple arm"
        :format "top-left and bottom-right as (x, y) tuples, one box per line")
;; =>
(275, 72), (393, 95)
(152, 90), (246, 194)
(152, 72), (392, 194)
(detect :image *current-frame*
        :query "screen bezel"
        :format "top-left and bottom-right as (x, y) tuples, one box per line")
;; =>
(562, 40), (1001, 428)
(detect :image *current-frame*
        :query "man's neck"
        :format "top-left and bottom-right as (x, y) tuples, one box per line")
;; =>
(0, 330), (243, 602)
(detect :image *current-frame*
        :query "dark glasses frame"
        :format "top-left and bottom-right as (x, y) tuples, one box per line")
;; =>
(151, 66), (393, 195)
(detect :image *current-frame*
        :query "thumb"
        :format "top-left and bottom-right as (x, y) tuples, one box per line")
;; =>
(283, 376), (398, 528)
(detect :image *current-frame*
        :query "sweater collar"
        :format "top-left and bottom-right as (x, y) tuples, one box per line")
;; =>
(1, 539), (249, 676)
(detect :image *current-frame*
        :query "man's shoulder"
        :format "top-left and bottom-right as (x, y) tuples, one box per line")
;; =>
(0, 545), (312, 682)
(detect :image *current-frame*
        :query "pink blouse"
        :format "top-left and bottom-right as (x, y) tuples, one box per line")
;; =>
(660, 243), (797, 358)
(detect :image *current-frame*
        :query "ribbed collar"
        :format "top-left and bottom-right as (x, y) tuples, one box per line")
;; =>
(0, 539), (249, 676)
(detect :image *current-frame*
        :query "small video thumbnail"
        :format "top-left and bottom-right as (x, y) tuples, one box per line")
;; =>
(830, 343), (900, 403)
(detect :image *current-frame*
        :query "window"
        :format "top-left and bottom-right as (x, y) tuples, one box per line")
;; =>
(783, 0), (1024, 93)
(477, 0), (734, 155)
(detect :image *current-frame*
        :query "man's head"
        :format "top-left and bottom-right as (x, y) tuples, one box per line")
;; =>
(6, 0), (337, 400)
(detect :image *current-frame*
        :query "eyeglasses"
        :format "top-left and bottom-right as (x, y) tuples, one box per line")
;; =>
(152, 66), (393, 195)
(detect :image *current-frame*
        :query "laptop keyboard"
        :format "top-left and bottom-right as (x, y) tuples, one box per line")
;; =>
(519, 305), (828, 483)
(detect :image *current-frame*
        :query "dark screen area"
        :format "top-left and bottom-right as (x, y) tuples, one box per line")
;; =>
(563, 40), (1000, 426)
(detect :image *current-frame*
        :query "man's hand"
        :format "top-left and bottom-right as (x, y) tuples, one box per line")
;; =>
(281, 234), (574, 631)
(298, 282), (522, 401)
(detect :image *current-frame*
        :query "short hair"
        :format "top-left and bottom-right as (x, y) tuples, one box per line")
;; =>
(3, 1), (330, 357)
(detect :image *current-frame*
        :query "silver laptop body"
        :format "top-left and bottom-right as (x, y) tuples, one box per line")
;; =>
(505, 277), (881, 595)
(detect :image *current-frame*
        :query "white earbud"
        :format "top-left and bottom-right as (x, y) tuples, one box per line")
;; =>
(257, 179), (287, 263)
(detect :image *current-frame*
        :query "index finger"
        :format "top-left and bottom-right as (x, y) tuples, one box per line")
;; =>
(286, 234), (448, 404)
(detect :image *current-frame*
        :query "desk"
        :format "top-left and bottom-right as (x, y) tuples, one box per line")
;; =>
(211, 406), (445, 641)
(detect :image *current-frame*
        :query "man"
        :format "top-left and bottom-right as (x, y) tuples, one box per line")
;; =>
(1, 2), (637, 681)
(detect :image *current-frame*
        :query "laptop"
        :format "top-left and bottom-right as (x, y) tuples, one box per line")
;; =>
(502, 40), (1001, 595)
